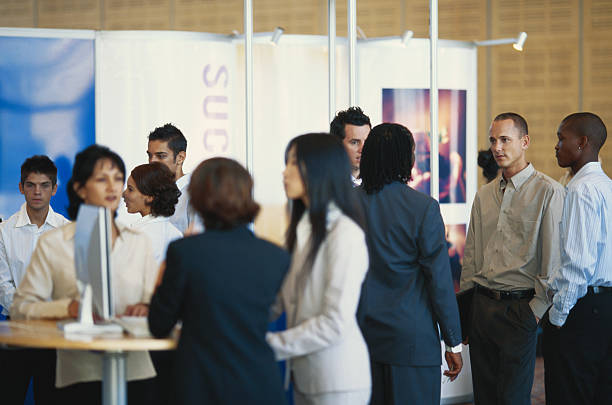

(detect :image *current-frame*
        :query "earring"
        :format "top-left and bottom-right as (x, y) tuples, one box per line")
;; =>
(578, 146), (582, 150)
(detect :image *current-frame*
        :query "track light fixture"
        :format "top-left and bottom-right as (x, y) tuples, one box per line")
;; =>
(474, 31), (528, 51)
(270, 27), (284, 45)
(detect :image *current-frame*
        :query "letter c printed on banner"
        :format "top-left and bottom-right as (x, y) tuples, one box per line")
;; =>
(203, 128), (229, 152)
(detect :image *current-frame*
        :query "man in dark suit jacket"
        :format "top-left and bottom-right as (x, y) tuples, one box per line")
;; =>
(148, 158), (289, 405)
(356, 123), (463, 405)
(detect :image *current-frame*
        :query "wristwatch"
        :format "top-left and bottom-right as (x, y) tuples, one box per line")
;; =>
(445, 344), (462, 353)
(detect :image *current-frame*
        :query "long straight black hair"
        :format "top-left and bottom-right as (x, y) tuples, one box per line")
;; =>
(285, 133), (363, 267)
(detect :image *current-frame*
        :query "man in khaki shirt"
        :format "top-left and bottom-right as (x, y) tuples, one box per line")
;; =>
(460, 112), (565, 405)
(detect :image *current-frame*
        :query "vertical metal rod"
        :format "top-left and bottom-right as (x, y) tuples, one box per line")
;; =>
(328, 0), (336, 122)
(102, 351), (126, 405)
(578, 0), (583, 110)
(244, 0), (254, 174)
(429, 0), (440, 200)
(486, 0), (492, 140)
(348, 0), (356, 107)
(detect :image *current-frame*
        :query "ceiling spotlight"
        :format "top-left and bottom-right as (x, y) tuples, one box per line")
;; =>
(474, 31), (528, 51)
(513, 32), (527, 51)
(401, 30), (414, 46)
(271, 27), (284, 45)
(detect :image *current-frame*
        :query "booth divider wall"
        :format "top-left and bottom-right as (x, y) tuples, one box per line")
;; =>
(0, 28), (477, 403)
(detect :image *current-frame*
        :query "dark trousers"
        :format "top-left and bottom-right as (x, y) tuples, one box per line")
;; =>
(150, 350), (175, 405)
(370, 359), (440, 405)
(469, 291), (537, 405)
(56, 378), (156, 405)
(0, 348), (57, 405)
(542, 291), (612, 405)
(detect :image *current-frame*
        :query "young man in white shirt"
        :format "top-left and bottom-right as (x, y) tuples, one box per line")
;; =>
(146, 123), (201, 234)
(330, 107), (372, 187)
(0, 155), (69, 404)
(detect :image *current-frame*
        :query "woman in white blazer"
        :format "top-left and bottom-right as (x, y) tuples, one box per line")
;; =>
(123, 162), (183, 265)
(267, 133), (371, 405)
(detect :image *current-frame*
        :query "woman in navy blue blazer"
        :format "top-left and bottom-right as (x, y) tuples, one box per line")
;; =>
(148, 157), (289, 405)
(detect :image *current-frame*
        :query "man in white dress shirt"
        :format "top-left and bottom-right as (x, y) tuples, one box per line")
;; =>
(330, 107), (371, 187)
(0, 155), (69, 404)
(543, 112), (612, 404)
(147, 123), (201, 234)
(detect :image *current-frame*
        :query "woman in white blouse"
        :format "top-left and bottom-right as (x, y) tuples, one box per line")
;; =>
(267, 133), (371, 405)
(123, 162), (183, 265)
(11, 145), (158, 405)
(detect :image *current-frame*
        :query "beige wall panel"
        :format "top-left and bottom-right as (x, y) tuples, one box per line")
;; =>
(0, 0), (35, 27)
(585, 0), (612, 31)
(174, 0), (242, 33)
(104, 0), (170, 30)
(492, 0), (578, 37)
(37, 0), (101, 29)
(439, 0), (487, 40)
(335, 0), (402, 38)
(253, 0), (324, 34)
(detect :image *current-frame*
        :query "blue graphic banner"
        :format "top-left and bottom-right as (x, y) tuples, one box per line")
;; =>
(0, 33), (95, 220)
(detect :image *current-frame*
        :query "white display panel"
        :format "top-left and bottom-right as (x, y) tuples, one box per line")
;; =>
(358, 38), (478, 224)
(236, 36), (348, 207)
(96, 31), (240, 176)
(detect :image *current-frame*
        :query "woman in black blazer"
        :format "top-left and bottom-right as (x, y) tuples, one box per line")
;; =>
(148, 157), (289, 405)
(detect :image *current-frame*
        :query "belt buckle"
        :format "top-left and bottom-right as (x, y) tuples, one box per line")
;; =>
(593, 286), (601, 294)
(493, 290), (502, 300)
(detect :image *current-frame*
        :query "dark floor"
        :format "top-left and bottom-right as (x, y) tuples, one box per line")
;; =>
(458, 356), (545, 405)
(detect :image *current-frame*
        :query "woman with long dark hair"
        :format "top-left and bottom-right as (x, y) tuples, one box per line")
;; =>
(123, 162), (182, 265)
(12, 145), (158, 405)
(266, 133), (371, 405)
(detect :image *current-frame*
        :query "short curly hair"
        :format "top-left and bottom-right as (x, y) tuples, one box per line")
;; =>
(189, 158), (259, 230)
(130, 162), (181, 218)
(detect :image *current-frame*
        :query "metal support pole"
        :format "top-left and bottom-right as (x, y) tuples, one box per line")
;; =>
(348, 0), (356, 106)
(429, 0), (439, 200)
(328, 0), (336, 122)
(244, 0), (254, 174)
(102, 351), (127, 405)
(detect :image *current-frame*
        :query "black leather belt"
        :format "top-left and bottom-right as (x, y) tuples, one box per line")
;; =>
(588, 286), (612, 295)
(476, 284), (535, 301)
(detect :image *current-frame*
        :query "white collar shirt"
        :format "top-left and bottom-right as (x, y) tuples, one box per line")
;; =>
(0, 203), (69, 315)
(130, 214), (182, 265)
(548, 162), (612, 326)
(170, 173), (204, 234)
(461, 163), (566, 318)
